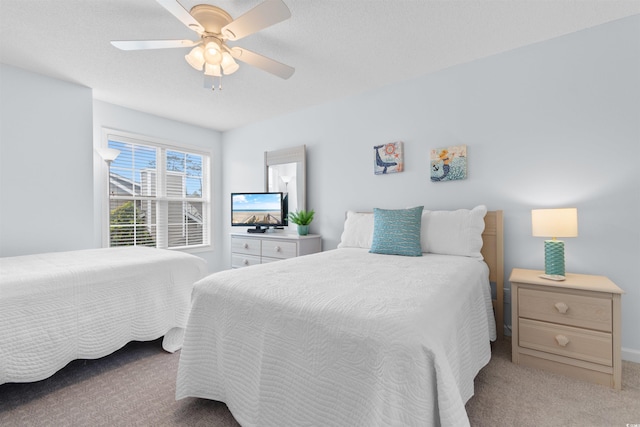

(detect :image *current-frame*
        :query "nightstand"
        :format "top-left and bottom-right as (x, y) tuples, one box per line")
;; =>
(510, 268), (624, 389)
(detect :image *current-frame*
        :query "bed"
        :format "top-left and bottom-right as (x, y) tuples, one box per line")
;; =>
(176, 206), (503, 426)
(0, 246), (208, 385)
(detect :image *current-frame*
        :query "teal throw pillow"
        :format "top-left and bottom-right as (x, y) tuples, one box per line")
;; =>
(369, 206), (423, 256)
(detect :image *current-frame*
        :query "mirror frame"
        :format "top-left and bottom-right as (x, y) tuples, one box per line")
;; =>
(264, 145), (306, 213)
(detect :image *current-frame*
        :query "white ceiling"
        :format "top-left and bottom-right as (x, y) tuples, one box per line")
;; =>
(1, 1), (639, 132)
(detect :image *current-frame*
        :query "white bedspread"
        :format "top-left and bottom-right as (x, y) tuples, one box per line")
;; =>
(0, 247), (207, 384)
(176, 248), (496, 427)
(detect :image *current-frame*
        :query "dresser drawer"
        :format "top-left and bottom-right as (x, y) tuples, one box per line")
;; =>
(260, 257), (281, 264)
(231, 233), (321, 269)
(231, 253), (261, 268)
(519, 318), (612, 366)
(231, 237), (261, 256)
(518, 288), (612, 332)
(261, 240), (297, 259)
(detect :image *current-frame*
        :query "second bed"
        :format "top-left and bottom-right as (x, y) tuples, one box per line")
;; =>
(176, 207), (503, 426)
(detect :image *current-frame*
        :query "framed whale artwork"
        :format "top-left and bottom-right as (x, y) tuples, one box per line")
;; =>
(373, 141), (404, 175)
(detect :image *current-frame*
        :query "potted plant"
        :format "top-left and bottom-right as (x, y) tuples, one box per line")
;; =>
(288, 209), (315, 236)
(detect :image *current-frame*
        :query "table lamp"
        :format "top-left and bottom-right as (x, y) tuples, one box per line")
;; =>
(531, 208), (578, 279)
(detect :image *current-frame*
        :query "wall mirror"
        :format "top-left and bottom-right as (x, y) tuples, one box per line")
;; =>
(265, 145), (306, 219)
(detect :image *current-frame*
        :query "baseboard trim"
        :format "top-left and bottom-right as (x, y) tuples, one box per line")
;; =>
(622, 347), (640, 363)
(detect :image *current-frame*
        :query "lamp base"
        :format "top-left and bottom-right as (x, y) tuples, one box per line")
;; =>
(539, 274), (566, 281)
(544, 239), (565, 277)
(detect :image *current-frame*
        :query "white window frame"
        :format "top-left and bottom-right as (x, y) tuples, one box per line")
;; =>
(100, 128), (212, 251)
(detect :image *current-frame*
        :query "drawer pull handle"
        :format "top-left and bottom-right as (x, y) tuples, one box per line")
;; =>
(555, 334), (570, 347)
(243, 243), (249, 249)
(554, 302), (569, 314)
(274, 246), (281, 252)
(243, 259), (249, 265)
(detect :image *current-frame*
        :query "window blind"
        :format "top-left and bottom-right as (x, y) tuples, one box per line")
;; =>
(106, 133), (210, 249)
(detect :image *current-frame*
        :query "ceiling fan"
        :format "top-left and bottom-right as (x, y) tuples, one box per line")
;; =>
(111, 0), (294, 89)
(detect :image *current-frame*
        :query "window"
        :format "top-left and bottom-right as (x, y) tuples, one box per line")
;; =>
(104, 131), (210, 250)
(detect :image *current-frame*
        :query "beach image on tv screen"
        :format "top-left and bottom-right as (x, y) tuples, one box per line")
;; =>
(232, 193), (282, 225)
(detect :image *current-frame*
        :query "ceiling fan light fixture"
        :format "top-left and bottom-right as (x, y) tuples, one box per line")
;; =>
(185, 46), (205, 70)
(204, 39), (220, 53)
(113, 0), (295, 86)
(203, 49), (222, 65)
(221, 52), (240, 75)
(204, 63), (222, 77)
(202, 38), (222, 65)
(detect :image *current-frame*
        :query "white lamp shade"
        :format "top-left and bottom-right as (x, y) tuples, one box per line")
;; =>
(203, 41), (222, 65)
(96, 147), (120, 163)
(532, 208), (578, 238)
(204, 63), (221, 77)
(185, 46), (205, 70)
(221, 52), (239, 75)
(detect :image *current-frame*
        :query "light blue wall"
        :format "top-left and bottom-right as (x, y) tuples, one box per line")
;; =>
(0, 65), (224, 272)
(0, 64), (94, 256)
(1, 16), (638, 359)
(222, 16), (640, 359)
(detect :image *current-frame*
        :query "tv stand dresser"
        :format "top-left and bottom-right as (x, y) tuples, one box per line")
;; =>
(231, 232), (322, 268)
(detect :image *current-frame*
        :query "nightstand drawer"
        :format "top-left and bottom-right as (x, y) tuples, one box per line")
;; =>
(231, 237), (261, 256)
(231, 253), (261, 268)
(519, 288), (612, 332)
(519, 318), (612, 366)
(261, 240), (297, 259)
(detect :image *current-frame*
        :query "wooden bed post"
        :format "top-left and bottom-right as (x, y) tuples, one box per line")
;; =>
(481, 211), (504, 340)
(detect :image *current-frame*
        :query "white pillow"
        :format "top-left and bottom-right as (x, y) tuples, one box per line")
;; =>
(337, 211), (374, 249)
(420, 205), (487, 259)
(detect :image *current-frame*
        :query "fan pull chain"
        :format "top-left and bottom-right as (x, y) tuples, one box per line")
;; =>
(211, 75), (223, 91)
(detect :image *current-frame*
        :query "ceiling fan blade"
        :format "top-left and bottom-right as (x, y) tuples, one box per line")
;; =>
(111, 39), (199, 50)
(156, 0), (205, 34)
(222, 0), (291, 41)
(231, 47), (294, 79)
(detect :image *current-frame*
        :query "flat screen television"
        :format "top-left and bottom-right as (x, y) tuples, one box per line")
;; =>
(231, 192), (287, 233)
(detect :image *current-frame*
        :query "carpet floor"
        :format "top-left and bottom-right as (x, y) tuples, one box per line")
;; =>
(1, 338), (638, 426)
